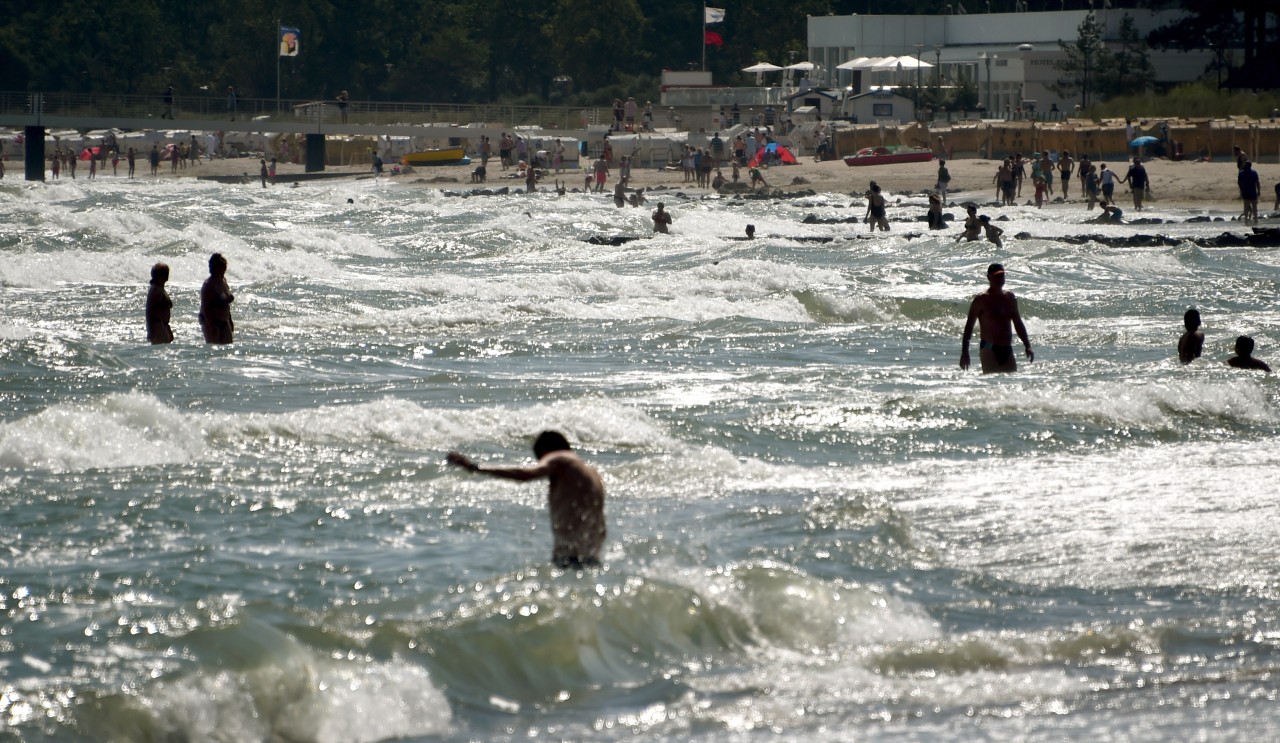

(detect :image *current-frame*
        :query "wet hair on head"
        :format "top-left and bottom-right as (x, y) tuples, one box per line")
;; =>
(1236, 335), (1255, 356)
(1184, 308), (1201, 330)
(209, 252), (227, 272)
(150, 262), (169, 284)
(533, 430), (572, 459)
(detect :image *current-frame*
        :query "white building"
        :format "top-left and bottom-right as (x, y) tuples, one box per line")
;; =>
(807, 10), (1220, 115)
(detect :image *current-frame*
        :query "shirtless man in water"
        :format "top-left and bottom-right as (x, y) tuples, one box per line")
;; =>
(960, 263), (1034, 373)
(447, 431), (606, 568)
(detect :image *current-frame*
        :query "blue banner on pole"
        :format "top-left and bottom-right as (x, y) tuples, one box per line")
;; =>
(280, 26), (300, 57)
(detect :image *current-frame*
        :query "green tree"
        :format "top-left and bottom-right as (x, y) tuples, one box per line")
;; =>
(549, 0), (646, 92)
(1096, 14), (1154, 99)
(1048, 11), (1105, 108)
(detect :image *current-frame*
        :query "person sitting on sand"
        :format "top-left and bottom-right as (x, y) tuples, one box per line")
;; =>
(447, 430), (606, 568)
(1178, 308), (1204, 364)
(1227, 335), (1271, 372)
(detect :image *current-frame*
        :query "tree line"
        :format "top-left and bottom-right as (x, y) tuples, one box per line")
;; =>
(0, 0), (1266, 107)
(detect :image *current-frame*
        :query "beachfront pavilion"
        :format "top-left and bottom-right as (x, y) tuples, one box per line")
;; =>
(806, 9), (1222, 116)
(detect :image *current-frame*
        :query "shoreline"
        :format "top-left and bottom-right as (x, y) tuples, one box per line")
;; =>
(23, 151), (1280, 215)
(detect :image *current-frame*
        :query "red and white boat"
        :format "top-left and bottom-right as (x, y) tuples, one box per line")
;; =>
(843, 145), (934, 166)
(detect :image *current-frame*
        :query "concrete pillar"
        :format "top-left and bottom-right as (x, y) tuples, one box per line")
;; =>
(25, 126), (46, 181)
(305, 134), (325, 172)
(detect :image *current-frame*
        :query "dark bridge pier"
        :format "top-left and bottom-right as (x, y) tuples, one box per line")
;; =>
(24, 126), (45, 181)
(305, 134), (325, 172)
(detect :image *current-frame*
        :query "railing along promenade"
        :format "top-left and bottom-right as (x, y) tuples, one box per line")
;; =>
(0, 91), (612, 131)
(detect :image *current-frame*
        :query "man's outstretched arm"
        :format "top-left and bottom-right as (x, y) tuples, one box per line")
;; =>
(447, 451), (549, 482)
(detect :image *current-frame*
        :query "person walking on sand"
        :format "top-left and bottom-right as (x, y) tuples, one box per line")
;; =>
(1119, 157), (1148, 211)
(145, 262), (174, 345)
(935, 159), (951, 202)
(1178, 308), (1204, 364)
(199, 253), (235, 344)
(1058, 150), (1074, 200)
(960, 263), (1034, 374)
(1239, 160), (1261, 224)
(447, 431), (606, 569)
(1099, 163), (1115, 203)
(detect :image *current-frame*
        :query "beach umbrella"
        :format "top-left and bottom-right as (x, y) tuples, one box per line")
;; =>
(1130, 135), (1160, 147)
(836, 57), (873, 70)
(783, 61), (816, 72)
(742, 62), (783, 73)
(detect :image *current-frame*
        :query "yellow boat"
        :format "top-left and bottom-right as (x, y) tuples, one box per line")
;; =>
(401, 147), (469, 166)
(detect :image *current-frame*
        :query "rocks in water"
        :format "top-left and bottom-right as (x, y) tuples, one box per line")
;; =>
(442, 186), (510, 197)
(803, 214), (863, 224)
(584, 235), (644, 246)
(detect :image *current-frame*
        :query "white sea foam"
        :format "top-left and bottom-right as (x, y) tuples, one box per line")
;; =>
(0, 392), (205, 471)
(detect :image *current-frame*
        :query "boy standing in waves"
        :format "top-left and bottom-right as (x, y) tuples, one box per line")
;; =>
(448, 431), (606, 569)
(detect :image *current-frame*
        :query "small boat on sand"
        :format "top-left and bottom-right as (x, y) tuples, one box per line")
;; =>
(843, 146), (933, 166)
(401, 147), (469, 166)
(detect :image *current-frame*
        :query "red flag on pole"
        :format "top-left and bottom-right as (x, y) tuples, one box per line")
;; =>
(704, 30), (723, 47)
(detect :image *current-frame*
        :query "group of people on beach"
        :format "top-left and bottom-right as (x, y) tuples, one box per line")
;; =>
(144, 253), (235, 346)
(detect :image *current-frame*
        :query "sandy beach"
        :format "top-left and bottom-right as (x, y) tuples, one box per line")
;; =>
(133, 151), (1280, 214)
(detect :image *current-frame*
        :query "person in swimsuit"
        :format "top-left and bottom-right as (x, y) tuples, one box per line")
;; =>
(1227, 335), (1272, 372)
(1178, 308), (1204, 364)
(957, 205), (981, 242)
(960, 263), (1034, 374)
(865, 181), (889, 231)
(1058, 150), (1074, 199)
(199, 253), (235, 344)
(145, 262), (174, 344)
(447, 431), (607, 568)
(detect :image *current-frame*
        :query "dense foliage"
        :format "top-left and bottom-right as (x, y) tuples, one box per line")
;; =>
(0, 0), (1152, 104)
(1050, 12), (1156, 108)
(1145, 0), (1279, 90)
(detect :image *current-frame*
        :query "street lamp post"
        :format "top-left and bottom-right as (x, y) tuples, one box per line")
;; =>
(914, 43), (924, 118)
(979, 52), (994, 114)
(934, 44), (943, 90)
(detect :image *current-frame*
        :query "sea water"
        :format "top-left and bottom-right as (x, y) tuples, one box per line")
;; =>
(1, 173), (1278, 742)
